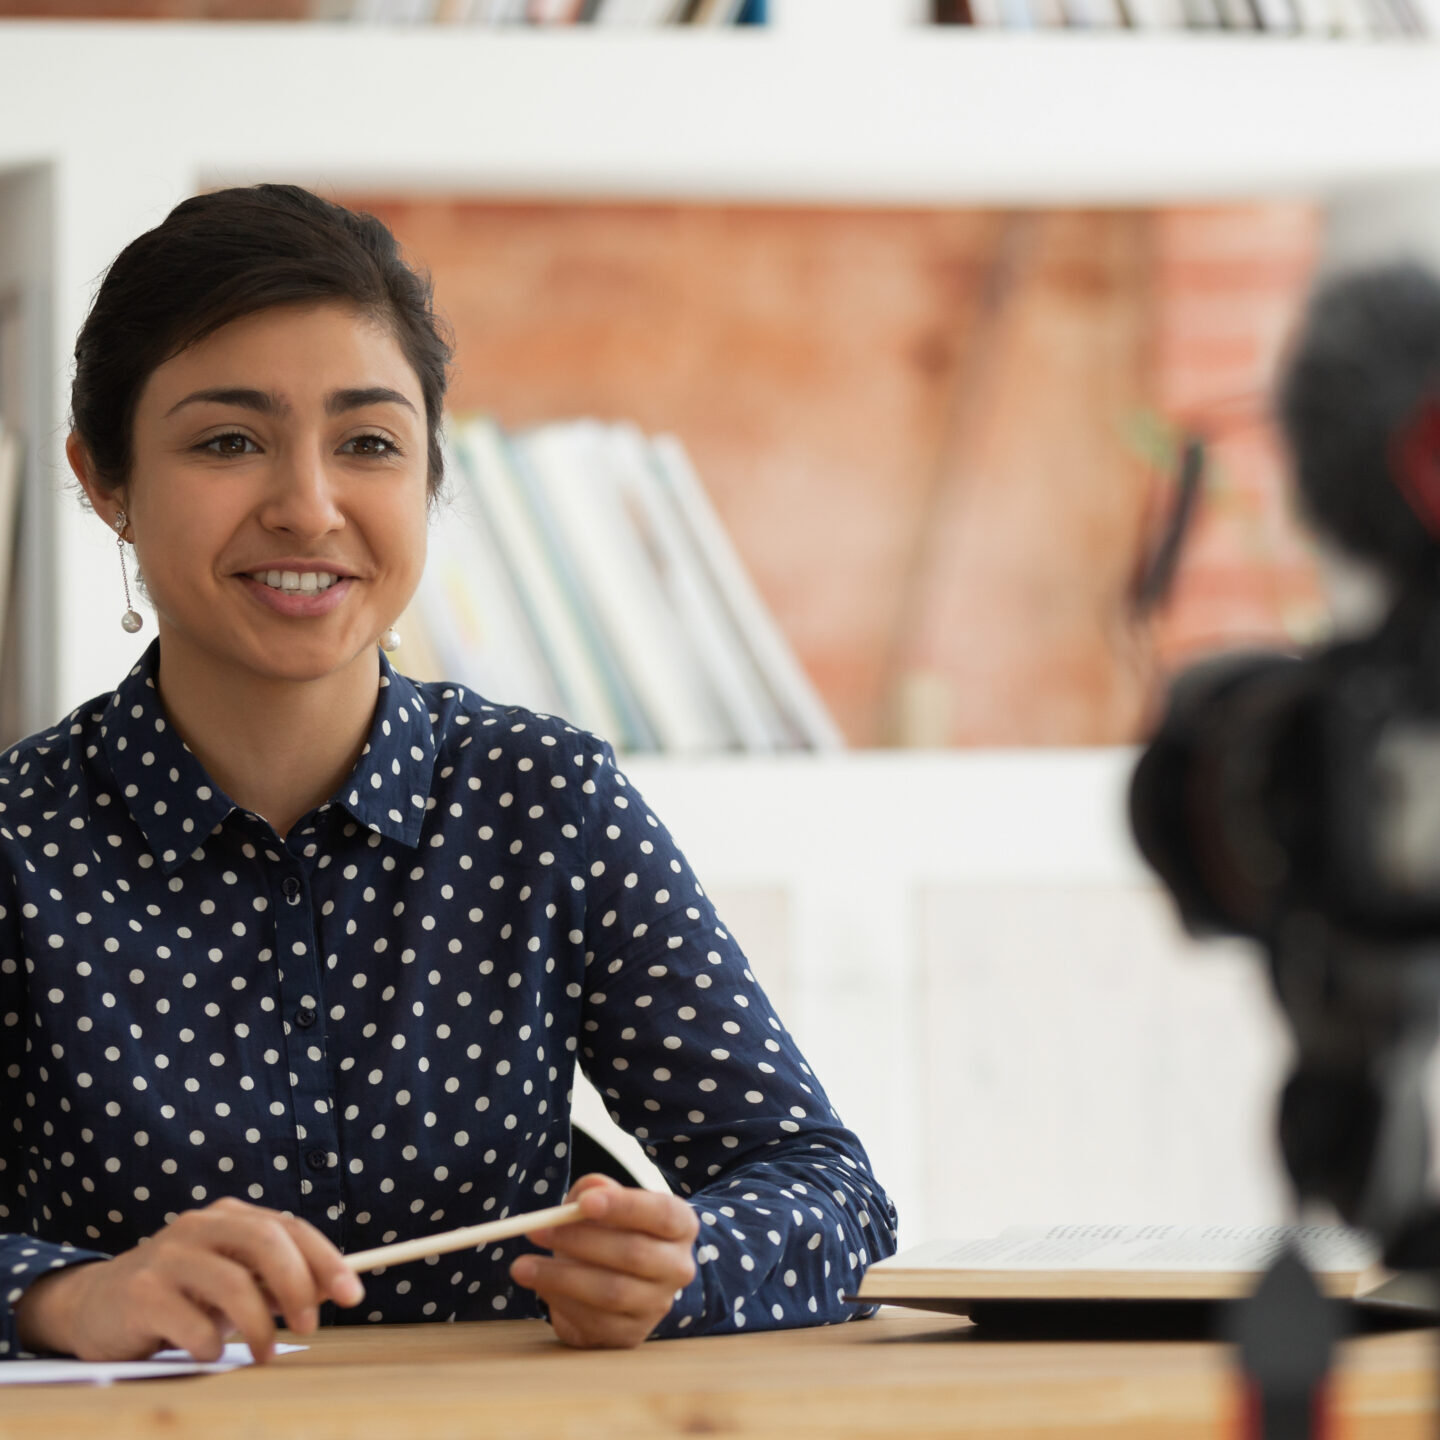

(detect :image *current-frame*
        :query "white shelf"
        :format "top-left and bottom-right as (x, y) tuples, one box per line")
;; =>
(624, 746), (1144, 882)
(3, 19), (1440, 714)
(3, 24), (1440, 209)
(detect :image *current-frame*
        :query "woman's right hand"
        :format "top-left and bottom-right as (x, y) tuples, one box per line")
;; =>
(11, 1196), (365, 1363)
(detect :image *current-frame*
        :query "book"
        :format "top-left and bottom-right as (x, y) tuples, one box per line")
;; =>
(615, 424), (787, 750)
(1214, 0), (1259, 27)
(471, 0), (530, 19)
(690, 0), (747, 22)
(1357, 0), (1400, 29)
(1290, 0), (1338, 30)
(529, 0), (587, 20)
(1119, 0), (1188, 26)
(1075, 0), (1126, 25)
(411, 433), (568, 714)
(1250, 0), (1298, 29)
(517, 421), (730, 752)
(594, 0), (677, 21)
(501, 425), (657, 749)
(0, 423), (21, 690)
(850, 1224), (1433, 1313)
(1332, 0), (1375, 33)
(1380, 0), (1427, 30)
(1026, 0), (1067, 22)
(649, 434), (845, 750)
(1177, 0), (1225, 23)
(456, 417), (637, 744)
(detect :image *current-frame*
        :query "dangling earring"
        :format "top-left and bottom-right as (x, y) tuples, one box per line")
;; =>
(380, 626), (401, 653)
(115, 511), (143, 634)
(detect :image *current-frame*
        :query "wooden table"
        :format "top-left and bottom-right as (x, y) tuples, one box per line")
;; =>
(0, 1309), (1435, 1440)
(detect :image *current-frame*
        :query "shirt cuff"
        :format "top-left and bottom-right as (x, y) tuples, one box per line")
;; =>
(1, 1241), (110, 1359)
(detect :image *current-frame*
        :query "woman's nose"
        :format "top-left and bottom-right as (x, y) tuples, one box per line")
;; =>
(259, 445), (345, 538)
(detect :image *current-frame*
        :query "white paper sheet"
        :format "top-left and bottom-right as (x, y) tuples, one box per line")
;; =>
(0, 1341), (307, 1386)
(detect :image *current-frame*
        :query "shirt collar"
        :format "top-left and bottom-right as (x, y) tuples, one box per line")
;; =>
(101, 642), (236, 874)
(102, 642), (438, 873)
(334, 655), (438, 848)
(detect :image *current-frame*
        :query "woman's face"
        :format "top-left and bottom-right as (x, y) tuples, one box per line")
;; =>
(83, 301), (430, 690)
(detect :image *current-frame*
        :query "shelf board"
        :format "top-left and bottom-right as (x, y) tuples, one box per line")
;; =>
(621, 746), (1144, 883)
(1, 23), (1439, 204)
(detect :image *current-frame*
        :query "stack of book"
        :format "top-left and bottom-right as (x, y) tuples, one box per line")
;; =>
(316, 1), (766, 23)
(934, 0), (1435, 32)
(411, 416), (842, 754)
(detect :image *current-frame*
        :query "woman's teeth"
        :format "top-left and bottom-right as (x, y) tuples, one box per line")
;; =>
(256, 570), (341, 594)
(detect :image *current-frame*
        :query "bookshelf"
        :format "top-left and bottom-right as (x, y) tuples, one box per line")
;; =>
(1, 21), (1438, 719)
(1, 11), (1437, 1237)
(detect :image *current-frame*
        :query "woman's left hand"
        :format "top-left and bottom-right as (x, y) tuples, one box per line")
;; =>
(510, 1174), (699, 1348)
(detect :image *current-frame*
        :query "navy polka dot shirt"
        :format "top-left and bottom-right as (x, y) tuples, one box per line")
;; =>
(0, 642), (895, 1357)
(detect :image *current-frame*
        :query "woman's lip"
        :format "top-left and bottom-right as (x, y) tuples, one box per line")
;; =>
(240, 566), (355, 578)
(239, 573), (355, 617)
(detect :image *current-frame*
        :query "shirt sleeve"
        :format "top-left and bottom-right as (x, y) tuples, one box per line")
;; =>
(573, 740), (898, 1338)
(0, 857), (110, 1357)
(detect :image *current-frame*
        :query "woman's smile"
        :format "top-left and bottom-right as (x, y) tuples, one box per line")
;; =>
(238, 570), (357, 618)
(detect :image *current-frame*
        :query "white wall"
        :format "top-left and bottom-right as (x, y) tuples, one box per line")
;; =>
(623, 751), (1300, 1244)
(1324, 177), (1440, 277)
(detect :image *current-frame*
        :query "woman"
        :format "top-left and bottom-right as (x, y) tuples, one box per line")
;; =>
(0, 185), (896, 1363)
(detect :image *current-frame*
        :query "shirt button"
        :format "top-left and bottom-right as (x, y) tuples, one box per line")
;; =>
(307, 1149), (330, 1172)
(283, 877), (301, 905)
(295, 1007), (316, 1029)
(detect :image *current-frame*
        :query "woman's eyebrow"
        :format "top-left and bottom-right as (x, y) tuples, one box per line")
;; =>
(327, 387), (418, 416)
(164, 387), (286, 419)
(161, 386), (418, 420)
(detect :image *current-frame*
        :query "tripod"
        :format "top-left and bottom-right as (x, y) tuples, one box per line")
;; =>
(1232, 927), (1440, 1439)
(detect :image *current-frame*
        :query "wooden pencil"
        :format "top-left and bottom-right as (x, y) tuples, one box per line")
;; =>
(342, 1200), (586, 1274)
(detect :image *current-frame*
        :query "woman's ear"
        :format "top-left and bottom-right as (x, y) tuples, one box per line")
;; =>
(66, 432), (126, 535)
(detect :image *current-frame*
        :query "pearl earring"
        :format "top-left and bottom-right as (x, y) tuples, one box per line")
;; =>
(115, 511), (143, 635)
(380, 626), (402, 653)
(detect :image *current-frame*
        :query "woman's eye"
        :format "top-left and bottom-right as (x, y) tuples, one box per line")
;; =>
(202, 432), (258, 457)
(344, 434), (399, 458)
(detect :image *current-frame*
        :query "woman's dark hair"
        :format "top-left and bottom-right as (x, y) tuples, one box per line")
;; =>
(71, 184), (453, 499)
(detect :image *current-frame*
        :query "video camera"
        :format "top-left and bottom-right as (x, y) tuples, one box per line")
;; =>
(1129, 262), (1440, 1263)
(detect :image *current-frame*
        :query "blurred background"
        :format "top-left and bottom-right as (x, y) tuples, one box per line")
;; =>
(3, 0), (1440, 1244)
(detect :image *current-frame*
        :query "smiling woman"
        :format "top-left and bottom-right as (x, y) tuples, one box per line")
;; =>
(72, 301), (432, 838)
(0, 186), (896, 1366)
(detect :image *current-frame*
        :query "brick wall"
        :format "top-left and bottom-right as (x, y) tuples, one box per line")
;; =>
(346, 193), (1324, 747)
